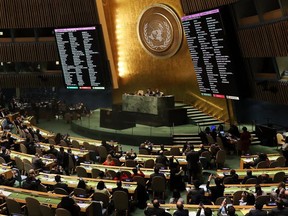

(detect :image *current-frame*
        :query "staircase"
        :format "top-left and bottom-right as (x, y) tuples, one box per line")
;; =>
(172, 133), (202, 145)
(251, 132), (261, 145)
(173, 132), (261, 145)
(176, 104), (224, 127)
(173, 103), (261, 145)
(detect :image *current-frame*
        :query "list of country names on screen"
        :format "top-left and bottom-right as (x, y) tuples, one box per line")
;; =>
(55, 27), (105, 90)
(182, 9), (238, 100)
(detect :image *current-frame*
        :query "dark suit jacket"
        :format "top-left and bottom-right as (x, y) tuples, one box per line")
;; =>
(112, 186), (129, 195)
(186, 151), (199, 170)
(144, 207), (166, 216)
(54, 182), (69, 192)
(267, 207), (288, 216)
(246, 209), (267, 216)
(187, 188), (205, 204)
(242, 175), (257, 184)
(156, 155), (169, 167)
(206, 181), (225, 203)
(173, 209), (189, 216)
(150, 172), (166, 180)
(57, 151), (69, 168)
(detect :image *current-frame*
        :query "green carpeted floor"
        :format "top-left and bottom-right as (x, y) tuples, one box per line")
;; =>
(36, 117), (279, 216)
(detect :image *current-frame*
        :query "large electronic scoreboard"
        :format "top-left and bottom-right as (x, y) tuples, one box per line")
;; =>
(55, 26), (108, 90)
(182, 9), (240, 100)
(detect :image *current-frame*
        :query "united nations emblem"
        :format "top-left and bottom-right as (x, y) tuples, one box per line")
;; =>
(137, 4), (183, 58)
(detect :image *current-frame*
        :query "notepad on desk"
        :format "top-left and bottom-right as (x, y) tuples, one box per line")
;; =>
(77, 203), (90, 208)
(0, 190), (12, 197)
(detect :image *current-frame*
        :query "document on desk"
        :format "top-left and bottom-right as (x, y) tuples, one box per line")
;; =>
(189, 211), (197, 216)
(0, 190), (12, 197)
(240, 209), (250, 215)
(77, 203), (90, 208)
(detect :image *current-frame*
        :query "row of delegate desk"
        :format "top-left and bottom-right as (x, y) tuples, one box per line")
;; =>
(6, 121), (288, 214)
(0, 184), (277, 215)
(32, 132), (283, 171)
(38, 172), (137, 194)
(10, 150), (56, 169)
(79, 163), (171, 179)
(11, 136), (281, 175)
(0, 185), (91, 212)
(38, 171), (281, 198)
(30, 125), (209, 156)
(31, 126), (285, 173)
(30, 125), (119, 150)
(2, 154), (286, 193)
(147, 204), (275, 216)
(239, 153), (281, 169)
(0, 163), (281, 197)
(18, 127), (288, 215)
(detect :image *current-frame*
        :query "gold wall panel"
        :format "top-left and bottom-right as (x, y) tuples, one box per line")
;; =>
(102, 0), (232, 123)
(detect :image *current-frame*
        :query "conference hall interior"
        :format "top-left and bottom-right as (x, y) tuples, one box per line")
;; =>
(0, 0), (288, 215)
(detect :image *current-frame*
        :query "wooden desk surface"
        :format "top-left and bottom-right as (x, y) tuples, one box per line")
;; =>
(148, 144), (206, 154)
(10, 150), (56, 169)
(28, 126), (118, 149)
(216, 167), (288, 179)
(69, 136), (119, 150)
(0, 165), (12, 179)
(38, 142), (89, 159)
(79, 163), (171, 179)
(30, 125), (55, 138)
(239, 153), (281, 169)
(187, 183), (279, 197)
(119, 154), (187, 166)
(0, 185), (91, 212)
(37, 172), (137, 194)
(147, 203), (274, 216)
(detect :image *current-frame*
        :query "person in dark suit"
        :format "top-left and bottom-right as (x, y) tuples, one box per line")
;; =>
(150, 167), (166, 180)
(34, 129), (46, 142)
(32, 153), (45, 171)
(0, 174), (15, 187)
(156, 150), (169, 168)
(101, 140), (113, 153)
(57, 147), (70, 175)
(197, 144), (209, 156)
(206, 174), (225, 203)
(112, 180), (129, 195)
(187, 180), (205, 204)
(246, 202), (267, 216)
(173, 201), (189, 216)
(54, 175), (69, 193)
(6, 133), (16, 150)
(186, 145), (201, 183)
(267, 199), (288, 216)
(242, 170), (257, 184)
(22, 169), (42, 191)
(227, 206), (237, 216)
(0, 147), (11, 163)
(144, 199), (166, 216)
(196, 204), (213, 216)
(45, 144), (59, 157)
(57, 196), (80, 216)
(223, 169), (239, 184)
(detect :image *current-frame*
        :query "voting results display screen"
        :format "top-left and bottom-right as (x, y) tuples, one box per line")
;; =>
(55, 26), (108, 90)
(182, 9), (240, 100)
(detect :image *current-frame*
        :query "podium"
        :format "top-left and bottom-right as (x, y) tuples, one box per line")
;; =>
(121, 94), (187, 127)
(100, 109), (135, 130)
